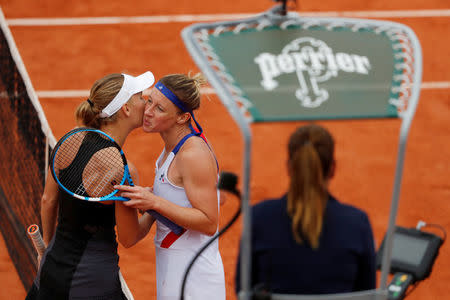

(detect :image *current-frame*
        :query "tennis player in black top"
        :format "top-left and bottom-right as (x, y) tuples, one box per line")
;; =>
(26, 71), (155, 300)
(236, 124), (376, 295)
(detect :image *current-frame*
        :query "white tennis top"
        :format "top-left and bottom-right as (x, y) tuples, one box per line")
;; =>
(152, 144), (225, 300)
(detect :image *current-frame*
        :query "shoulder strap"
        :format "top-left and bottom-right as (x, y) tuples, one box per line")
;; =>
(171, 131), (220, 172)
(172, 133), (196, 155)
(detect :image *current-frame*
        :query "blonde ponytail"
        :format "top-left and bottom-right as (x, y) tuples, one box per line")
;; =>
(75, 73), (123, 128)
(287, 124), (334, 249)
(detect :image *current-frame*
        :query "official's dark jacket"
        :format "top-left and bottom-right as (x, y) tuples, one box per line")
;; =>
(236, 194), (376, 295)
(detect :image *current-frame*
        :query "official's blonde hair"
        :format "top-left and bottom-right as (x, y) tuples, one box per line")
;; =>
(75, 73), (124, 128)
(287, 124), (334, 249)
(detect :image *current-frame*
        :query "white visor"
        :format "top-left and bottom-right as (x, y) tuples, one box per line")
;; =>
(99, 71), (155, 118)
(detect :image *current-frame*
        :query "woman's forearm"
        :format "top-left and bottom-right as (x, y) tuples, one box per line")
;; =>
(41, 195), (58, 245)
(116, 185), (218, 236)
(116, 202), (154, 247)
(153, 195), (217, 236)
(40, 173), (59, 245)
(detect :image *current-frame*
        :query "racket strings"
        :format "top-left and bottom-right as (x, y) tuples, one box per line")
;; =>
(53, 131), (87, 179)
(82, 147), (125, 197)
(74, 183), (87, 195)
(53, 130), (126, 199)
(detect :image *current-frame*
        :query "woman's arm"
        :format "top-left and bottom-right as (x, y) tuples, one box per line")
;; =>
(41, 170), (59, 245)
(115, 162), (155, 248)
(174, 146), (219, 235)
(117, 144), (219, 236)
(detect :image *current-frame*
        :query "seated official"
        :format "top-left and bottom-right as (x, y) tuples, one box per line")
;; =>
(236, 124), (376, 295)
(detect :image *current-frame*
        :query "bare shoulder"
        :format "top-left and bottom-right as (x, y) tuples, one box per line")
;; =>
(178, 137), (214, 160)
(177, 137), (217, 172)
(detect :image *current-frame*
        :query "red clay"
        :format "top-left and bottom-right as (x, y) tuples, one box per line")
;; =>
(0, 1), (449, 299)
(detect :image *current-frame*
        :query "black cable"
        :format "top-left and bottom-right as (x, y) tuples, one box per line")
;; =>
(273, 0), (288, 15)
(422, 223), (447, 243)
(273, 0), (298, 15)
(403, 281), (419, 298)
(180, 172), (241, 300)
(180, 198), (241, 300)
(281, 0), (287, 15)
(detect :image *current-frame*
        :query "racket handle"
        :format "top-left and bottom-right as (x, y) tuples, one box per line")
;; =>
(146, 210), (184, 235)
(27, 224), (46, 257)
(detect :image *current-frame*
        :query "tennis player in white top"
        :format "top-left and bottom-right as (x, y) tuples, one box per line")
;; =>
(115, 73), (225, 300)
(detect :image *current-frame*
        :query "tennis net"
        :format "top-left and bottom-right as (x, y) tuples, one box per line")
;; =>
(0, 8), (55, 290)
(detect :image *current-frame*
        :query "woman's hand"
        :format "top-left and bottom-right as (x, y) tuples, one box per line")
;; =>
(114, 185), (157, 211)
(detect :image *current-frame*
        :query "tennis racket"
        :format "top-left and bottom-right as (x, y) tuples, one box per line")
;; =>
(50, 127), (184, 235)
(27, 224), (46, 258)
(27, 224), (134, 300)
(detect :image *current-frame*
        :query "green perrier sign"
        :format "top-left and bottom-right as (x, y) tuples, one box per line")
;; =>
(208, 26), (403, 121)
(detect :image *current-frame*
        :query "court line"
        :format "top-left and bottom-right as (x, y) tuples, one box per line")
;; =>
(35, 81), (450, 98)
(7, 9), (450, 26)
(421, 81), (450, 89)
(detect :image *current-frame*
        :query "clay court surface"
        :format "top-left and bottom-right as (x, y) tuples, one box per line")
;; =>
(0, 0), (449, 299)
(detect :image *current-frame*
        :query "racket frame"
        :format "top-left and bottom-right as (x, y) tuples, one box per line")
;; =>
(51, 127), (185, 234)
(51, 127), (132, 202)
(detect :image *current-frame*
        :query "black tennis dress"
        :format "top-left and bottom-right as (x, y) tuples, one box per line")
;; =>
(26, 133), (126, 300)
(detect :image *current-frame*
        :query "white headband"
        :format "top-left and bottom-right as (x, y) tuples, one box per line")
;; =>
(99, 71), (155, 118)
